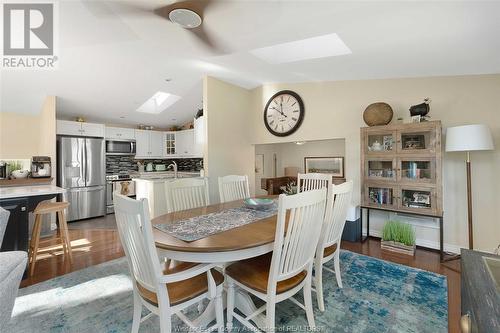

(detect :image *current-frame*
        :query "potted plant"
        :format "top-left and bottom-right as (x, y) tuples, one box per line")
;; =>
(381, 220), (416, 256)
(8, 160), (29, 179)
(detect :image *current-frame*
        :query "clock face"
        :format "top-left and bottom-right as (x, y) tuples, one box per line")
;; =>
(264, 90), (304, 137)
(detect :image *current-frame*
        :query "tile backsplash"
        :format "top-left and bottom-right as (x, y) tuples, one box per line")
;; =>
(106, 156), (203, 174)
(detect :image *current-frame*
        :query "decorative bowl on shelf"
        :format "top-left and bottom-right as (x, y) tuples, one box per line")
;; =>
(244, 198), (275, 210)
(11, 170), (29, 178)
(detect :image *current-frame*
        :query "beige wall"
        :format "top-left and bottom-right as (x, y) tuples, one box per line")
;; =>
(0, 96), (57, 183)
(203, 76), (255, 203)
(248, 74), (500, 252)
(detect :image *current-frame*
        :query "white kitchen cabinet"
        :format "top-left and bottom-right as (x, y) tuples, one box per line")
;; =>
(149, 131), (164, 157)
(57, 120), (104, 137)
(175, 130), (192, 156)
(173, 129), (203, 158)
(135, 129), (164, 159)
(105, 126), (135, 140)
(193, 116), (205, 157)
(164, 132), (176, 156)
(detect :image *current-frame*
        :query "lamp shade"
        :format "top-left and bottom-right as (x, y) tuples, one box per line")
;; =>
(445, 124), (495, 152)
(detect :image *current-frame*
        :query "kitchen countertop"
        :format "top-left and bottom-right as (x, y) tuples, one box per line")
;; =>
(133, 171), (200, 176)
(0, 185), (66, 199)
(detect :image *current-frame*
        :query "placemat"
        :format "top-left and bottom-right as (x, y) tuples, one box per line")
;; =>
(154, 205), (277, 242)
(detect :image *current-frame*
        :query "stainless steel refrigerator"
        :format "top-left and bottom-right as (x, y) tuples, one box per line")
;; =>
(57, 136), (106, 221)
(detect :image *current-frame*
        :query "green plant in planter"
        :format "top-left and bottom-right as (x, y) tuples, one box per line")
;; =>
(382, 220), (416, 246)
(8, 160), (23, 174)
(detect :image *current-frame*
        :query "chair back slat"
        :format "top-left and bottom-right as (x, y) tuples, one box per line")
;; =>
(218, 175), (250, 203)
(321, 181), (353, 250)
(166, 178), (210, 213)
(113, 193), (163, 294)
(297, 173), (333, 193)
(269, 189), (327, 286)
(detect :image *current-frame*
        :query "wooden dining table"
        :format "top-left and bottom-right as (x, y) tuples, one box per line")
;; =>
(152, 196), (279, 329)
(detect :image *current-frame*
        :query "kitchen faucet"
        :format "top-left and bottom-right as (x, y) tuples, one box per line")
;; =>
(167, 161), (178, 178)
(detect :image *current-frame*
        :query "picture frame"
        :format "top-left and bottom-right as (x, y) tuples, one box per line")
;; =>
(304, 156), (344, 178)
(255, 154), (264, 175)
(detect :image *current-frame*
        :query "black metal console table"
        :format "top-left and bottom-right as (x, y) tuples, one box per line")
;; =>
(360, 205), (457, 262)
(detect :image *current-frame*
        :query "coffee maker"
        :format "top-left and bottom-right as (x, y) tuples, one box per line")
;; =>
(31, 156), (51, 178)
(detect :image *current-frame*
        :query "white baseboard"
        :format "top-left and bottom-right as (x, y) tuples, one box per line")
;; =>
(363, 228), (461, 254)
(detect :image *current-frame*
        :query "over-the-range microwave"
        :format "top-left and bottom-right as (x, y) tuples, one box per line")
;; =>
(106, 140), (136, 155)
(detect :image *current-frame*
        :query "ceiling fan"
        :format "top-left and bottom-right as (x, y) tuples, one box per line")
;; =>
(83, 0), (226, 53)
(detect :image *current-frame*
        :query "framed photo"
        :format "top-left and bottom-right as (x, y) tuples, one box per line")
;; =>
(255, 154), (264, 175)
(304, 157), (344, 178)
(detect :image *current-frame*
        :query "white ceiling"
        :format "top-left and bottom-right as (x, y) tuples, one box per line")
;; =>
(1, 0), (500, 127)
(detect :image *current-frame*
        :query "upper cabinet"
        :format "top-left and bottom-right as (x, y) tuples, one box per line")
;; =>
(163, 127), (203, 158)
(135, 129), (164, 159)
(57, 120), (105, 137)
(105, 127), (135, 140)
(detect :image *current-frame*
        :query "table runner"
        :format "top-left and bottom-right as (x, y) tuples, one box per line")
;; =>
(154, 205), (277, 242)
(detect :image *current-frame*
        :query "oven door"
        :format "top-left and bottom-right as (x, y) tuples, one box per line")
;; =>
(106, 140), (136, 155)
(113, 180), (135, 197)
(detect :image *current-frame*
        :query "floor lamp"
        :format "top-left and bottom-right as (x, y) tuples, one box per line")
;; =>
(445, 124), (495, 251)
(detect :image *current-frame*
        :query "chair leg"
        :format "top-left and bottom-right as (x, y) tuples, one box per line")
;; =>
(265, 301), (275, 333)
(131, 291), (142, 333)
(314, 259), (325, 312)
(58, 210), (73, 261)
(226, 280), (235, 331)
(214, 286), (224, 333)
(29, 214), (42, 277)
(303, 276), (316, 329)
(334, 250), (342, 289)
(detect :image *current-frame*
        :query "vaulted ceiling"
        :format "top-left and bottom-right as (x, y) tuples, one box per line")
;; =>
(1, 0), (500, 127)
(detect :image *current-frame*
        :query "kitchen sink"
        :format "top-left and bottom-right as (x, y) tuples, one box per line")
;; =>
(483, 256), (500, 291)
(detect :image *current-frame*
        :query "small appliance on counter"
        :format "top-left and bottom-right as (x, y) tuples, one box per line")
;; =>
(146, 162), (154, 172)
(155, 164), (166, 171)
(31, 156), (52, 178)
(0, 161), (7, 179)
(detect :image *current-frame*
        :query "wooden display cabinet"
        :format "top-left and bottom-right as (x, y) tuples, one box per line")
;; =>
(361, 120), (443, 217)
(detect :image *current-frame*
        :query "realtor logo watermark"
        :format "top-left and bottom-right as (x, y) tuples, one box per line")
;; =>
(1, 2), (59, 69)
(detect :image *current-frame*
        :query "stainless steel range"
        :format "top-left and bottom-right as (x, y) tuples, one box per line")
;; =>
(106, 174), (136, 214)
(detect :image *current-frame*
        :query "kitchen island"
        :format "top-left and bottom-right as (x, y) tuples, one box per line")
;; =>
(133, 171), (201, 218)
(0, 185), (66, 253)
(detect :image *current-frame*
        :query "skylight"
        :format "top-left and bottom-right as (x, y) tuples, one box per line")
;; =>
(136, 91), (181, 114)
(250, 33), (351, 64)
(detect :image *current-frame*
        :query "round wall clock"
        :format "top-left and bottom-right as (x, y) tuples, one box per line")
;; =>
(264, 90), (305, 137)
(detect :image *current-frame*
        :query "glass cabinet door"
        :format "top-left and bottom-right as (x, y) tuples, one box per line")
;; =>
(397, 126), (436, 154)
(365, 158), (396, 181)
(364, 130), (397, 154)
(364, 184), (397, 209)
(165, 132), (176, 155)
(398, 158), (436, 183)
(398, 186), (436, 214)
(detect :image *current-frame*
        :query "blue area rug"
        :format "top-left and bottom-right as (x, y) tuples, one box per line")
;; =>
(6, 250), (447, 332)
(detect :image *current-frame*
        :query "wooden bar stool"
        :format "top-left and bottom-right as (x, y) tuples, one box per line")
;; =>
(29, 201), (73, 276)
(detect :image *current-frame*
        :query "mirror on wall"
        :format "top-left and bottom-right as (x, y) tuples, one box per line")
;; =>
(254, 138), (346, 196)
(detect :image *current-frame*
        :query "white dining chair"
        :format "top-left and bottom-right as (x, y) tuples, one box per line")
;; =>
(165, 178), (210, 213)
(113, 193), (225, 333)
(218, 175), (250, 203)
(297, 173), (333, 193)
(313, 181), (353, 312)
(225, 188), (327, 331)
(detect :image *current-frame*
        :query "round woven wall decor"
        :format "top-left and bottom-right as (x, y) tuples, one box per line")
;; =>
(363, 102), (393, 126)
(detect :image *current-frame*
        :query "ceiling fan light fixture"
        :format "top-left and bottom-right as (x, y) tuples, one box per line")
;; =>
(168, 8), (202, 29)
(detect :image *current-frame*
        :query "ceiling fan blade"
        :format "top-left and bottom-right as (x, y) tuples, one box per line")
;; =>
(190, 25), (229, 54)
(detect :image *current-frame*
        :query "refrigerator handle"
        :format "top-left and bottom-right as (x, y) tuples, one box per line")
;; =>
(84, 139), (88, 187)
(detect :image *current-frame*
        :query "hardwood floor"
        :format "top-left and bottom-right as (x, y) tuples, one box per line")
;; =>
(21, 216), (461, 333)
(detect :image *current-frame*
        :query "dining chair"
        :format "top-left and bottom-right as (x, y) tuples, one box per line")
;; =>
(113, 193), (225, 333)
(225, 188), (327, 332)
(297, 173), (333, 193)
(314, 181), (353, 312)
(165, 178), (210, 213)
(218, 175), (250, 203)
